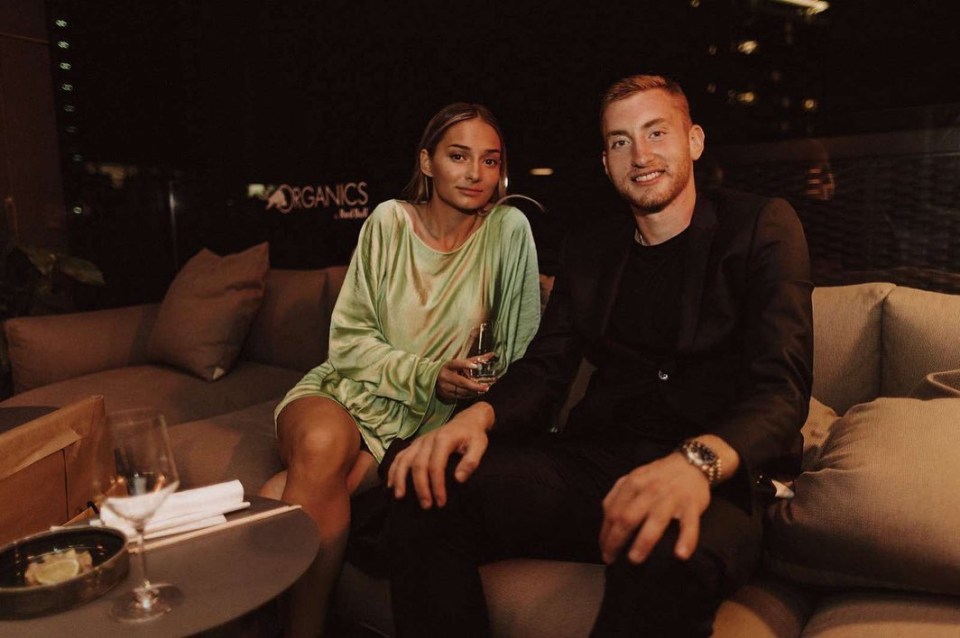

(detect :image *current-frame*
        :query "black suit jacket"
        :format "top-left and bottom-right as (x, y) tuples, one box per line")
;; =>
(484, 188), (814, 495)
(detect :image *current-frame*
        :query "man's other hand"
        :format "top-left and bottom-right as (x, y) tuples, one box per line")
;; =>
(386, 402), (495, 509)
(599, 453), (710, 564)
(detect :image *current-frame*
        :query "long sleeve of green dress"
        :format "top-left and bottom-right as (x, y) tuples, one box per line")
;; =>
(276, 199), (541, 462)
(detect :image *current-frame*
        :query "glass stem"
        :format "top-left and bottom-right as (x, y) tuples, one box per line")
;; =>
(133, 524), (155, 609)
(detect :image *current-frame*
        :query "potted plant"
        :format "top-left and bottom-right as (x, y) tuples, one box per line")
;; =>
(0, 241), (105, 399)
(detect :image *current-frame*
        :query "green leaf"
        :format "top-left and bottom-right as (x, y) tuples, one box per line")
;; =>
(17, 245), (105, 286)
(58, 256), (106, 286)
(19, 246), (56, 278)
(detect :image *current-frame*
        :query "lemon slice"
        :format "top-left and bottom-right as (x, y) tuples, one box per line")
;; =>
(34, 557), (81, 585)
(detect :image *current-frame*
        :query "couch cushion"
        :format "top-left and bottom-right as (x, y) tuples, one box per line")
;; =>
(803, 591), (960, 637)
(882, 286), (960, 397)
(243, 267), (347, 372)
(798, 397), (841, 469)
(713, 576), (816, 638)
(810, 283), (894, 414)
(0, 361), (302, 427)
(147, 242), (270, 381)
(167, 400), (283, 493)
(335, 559), (606, 638)
(482, 559), (604, 638)
(911, 369), (960, 400)
(335, 560), (816, 638)
(765, 395), (960, 596)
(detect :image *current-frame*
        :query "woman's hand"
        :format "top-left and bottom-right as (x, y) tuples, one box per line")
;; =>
(435, 356), (494, 402)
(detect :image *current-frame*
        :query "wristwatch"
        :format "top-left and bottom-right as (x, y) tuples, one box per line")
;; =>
(677, 439), (722, 485)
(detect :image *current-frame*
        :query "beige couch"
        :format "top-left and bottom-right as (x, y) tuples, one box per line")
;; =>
(3, 268), (960, 636)
(1, 267), (346, 495)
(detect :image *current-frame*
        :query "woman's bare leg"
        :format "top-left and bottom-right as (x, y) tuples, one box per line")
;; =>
(260, 396), (378, 637)
(258, 469), (287, 500)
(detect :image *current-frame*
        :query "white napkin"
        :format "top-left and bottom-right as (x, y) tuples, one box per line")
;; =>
(101, 479), (250, 540)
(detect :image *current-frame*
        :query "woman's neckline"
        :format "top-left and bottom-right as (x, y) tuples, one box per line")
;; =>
(399, 200), (489, 254)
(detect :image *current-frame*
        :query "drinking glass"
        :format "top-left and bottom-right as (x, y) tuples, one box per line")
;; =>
(465, 321), (500, 384)
(99, 408), (182, 622)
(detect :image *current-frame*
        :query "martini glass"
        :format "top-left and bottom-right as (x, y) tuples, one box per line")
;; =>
(99, 408), (182, 622)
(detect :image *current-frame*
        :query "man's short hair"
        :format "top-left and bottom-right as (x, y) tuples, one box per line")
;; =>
(600, 74), (693, 128)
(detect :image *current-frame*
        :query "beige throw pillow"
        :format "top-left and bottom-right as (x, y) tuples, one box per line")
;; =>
(765, 391), (960, 596)
(147, 242), (269, 381)
(797, 397), (840, 469)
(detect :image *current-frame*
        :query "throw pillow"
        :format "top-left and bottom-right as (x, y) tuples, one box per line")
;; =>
(910, 369), (960, 400)
(765, 389), (960, 596)
(147, 242), (269, 381)
(798, 397), (840, 469)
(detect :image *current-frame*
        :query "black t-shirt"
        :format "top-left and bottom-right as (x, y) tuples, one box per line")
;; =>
(566, 228), (690, 443)
(606, 230), (688, 356)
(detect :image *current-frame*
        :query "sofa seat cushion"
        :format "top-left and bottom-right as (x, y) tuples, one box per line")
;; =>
(0, 361), (302, 427)
(713, 576), (817, 638)
(166, 399), (284, 493)
(802, 591), (960, 637)
(335, 559), (812, 638)
(481, 559), (605, 638)
(335, 559), (605, 638)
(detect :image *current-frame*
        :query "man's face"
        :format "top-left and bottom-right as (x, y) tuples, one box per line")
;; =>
(601, 89), (704, 214)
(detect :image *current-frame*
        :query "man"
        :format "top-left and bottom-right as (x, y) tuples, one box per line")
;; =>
(381, 74), (813, 636)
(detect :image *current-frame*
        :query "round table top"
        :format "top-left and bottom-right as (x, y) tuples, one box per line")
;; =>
(0, 496), (318, 637)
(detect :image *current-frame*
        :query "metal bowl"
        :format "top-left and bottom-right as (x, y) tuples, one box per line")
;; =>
(0, 526), (129, 618)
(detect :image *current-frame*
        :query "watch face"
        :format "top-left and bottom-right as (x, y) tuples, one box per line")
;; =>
(687, 442), (715, 464)
(681, 440), (720, 484)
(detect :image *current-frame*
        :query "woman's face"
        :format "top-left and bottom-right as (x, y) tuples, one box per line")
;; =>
(421, 117), (502, 213)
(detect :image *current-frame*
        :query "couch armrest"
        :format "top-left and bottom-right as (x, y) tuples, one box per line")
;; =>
(3, 304), (160, 394)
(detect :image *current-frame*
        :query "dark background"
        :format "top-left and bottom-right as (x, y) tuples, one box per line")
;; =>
(42, 0), (960, 305)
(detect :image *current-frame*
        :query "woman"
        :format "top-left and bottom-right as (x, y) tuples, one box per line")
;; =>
(260, 102), (542, 635)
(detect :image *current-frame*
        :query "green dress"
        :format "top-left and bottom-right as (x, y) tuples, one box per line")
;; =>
(276, 199), (541, 462)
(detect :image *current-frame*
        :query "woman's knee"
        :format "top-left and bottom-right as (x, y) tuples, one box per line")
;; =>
(278, 398), (359, 473)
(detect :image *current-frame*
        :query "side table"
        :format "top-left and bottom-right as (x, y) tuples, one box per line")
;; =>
(0, 496), (319, 637)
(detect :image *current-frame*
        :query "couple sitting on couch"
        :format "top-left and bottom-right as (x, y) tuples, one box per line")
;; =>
(260, 74), (813, 638)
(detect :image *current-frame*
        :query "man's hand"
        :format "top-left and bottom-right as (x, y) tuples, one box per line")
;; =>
(435, 357), (495, 402)
(599, 453), (710, 564)
(386, 402), (495, 509)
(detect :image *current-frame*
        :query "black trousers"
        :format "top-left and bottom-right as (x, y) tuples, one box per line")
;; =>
(382, 434), (763, 638)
